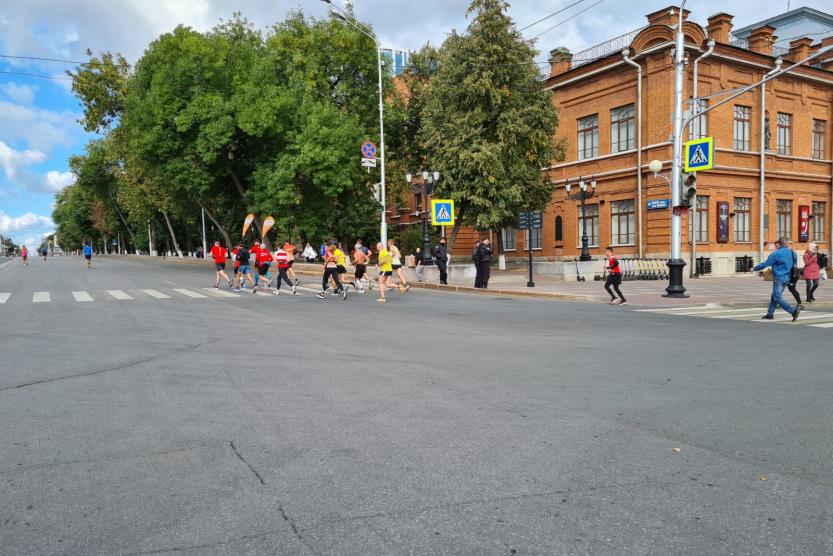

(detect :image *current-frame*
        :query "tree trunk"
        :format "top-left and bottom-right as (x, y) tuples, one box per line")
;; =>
(448, 204), (467, 257)
(162, 212), (183, 257)
(184, 219), (194, 255)
(495, 228), (506, 270)
(197, 201), (232, 250)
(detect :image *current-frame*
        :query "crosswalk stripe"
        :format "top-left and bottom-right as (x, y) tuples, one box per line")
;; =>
(636, 305), (715, 313)
(808, 322), (833, 328)
(72, 291), (94, 302)
(107, 289), (133, 300)
(32, 292), (50, 303)
(670, 308), (763, 317)
(201, 287), (239, 298)
(753, 312), (833, 323)
(0, 293), (9, 304)
(173, 288), (206, 299)
(141, 289), (171, 299)
(296, 286), (321, 294)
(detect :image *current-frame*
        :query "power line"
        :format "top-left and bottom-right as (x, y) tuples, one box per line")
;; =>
(517, 0), (587, 32)
(0, 53), (83, 64)
(530, 0), (608, 41)
(0, 70), (73, 81)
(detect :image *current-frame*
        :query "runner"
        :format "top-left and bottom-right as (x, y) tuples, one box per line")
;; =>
(82, 243), (93, 268)
(231, 243), (241, 287)
(42, 246), (48, 261)
(209, 240), (232, 288)
(604, 246), (627, 305)
(333, 242), (350, 296)
(251, 241), (263, 287)
(387, 239), (410, 294)
(234, 243), (254, 291)
(21, 245), (28, 267)
(283, 240), (299, 285)
(376, 241), (393, 303)
(252, 243), (274, 294)
(317, 244), (346, 300)
(273, 245), (297, 296)
(351, 245), (371, 293)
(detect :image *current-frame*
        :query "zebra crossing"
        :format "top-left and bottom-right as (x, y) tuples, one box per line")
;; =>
(0, 286), (311, 305)
(637, 304), (833, 329)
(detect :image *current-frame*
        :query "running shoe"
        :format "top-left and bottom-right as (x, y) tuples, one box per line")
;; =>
(228, 279), (233, 287)
(619, 300), (629, 305)
(404, 284), (411, 294)
(234, 288), (241, 292)
(342, 288), (347, 300)
(377, 298), (386, 303)
(213, 284), (218, 288)
(292, 285), (297, 295)
(251, 286), (257, 294)
(317, 292), (326, 299)
(274, 290), (280, 296)
(294, 279), (299, 286)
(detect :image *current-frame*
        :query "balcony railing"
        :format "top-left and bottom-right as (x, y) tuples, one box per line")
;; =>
(572, 27), (646, 68)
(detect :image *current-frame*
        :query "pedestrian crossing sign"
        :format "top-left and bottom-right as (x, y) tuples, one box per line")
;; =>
(431, 199), (455, 226)
(684, 137), (714, 172)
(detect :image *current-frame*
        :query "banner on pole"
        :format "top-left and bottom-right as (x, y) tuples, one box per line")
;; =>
(242, 213), (255, 237)
(261, 215), (275, 239)
(799, 205), (810, 242)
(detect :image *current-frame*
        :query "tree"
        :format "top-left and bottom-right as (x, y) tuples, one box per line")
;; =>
(421, 0), (564, 251)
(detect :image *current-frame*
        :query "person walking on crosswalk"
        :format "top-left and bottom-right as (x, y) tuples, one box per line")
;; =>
(753, 237), (801, 322)
(803, 243), (822, 303)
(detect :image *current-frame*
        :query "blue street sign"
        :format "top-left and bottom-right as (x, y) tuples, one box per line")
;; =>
(361, 141), (377, 159)
(684, 137), (714, 172)
(518, 211), (542, 230)
(647, 199), (671, 210)
(431, 199), (455, 226)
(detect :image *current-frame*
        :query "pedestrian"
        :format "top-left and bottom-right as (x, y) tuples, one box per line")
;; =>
(283, 240), (299, 285)
(387, 239), (410, 294)
(21, 245), (28, 267)
(477, 239), (493, 288)
(209, 240), (232, 288)
(434, 238), (448, 285)
(252, 243), (274, 294)
(273, 245), (297, 296)
(82, 242), (93, 269)
(472, 240), (483, 288)
(604, 246), (627, 305)
(376, 241), (393, 303)
(317, 244), (346, 300)
(319, 241), (327, 261)
(786, 246), (804, 309)
(414, 247), (424, 282)
(753, 237), (801, 321)
(804, 243), (821, 303)
(42, 246), (48, 261)
(302, 242), (317, 263)
(235, 243), (254, 291)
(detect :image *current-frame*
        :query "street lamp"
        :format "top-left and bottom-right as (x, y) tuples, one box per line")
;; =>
(406, 170), (440, 265)
(321, 0), (388, 245)
(565, 176), (596, 262)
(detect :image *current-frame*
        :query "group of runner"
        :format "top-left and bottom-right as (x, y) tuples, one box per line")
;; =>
(208, 238), (412, 303)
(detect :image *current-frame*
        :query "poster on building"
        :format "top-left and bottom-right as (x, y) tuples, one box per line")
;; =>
(717, 202), (729, 244)
(799, 205), (810, 242)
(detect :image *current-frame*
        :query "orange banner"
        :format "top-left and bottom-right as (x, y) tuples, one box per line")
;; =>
(261, 215), (275, 239)
(242, 213), (254, 237)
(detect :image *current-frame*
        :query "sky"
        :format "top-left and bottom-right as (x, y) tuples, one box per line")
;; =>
(0, 0), (828, 248)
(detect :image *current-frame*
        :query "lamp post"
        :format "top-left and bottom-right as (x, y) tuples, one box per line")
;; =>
(322, 0), (388, 245)
(406, 170), (440, 266)
(565, 176), (596, 262)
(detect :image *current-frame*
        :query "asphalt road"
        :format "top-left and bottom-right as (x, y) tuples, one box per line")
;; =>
(1, 255), (831, 555)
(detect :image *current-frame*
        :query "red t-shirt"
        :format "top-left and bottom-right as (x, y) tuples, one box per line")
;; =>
(608, 256), (620, 274)
(255, 248), (273, 265)
(210, 245), (227, 263)
(275, 249), (289, 269)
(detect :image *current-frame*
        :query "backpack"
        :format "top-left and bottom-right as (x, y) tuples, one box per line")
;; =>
(818, 252), (828, 269)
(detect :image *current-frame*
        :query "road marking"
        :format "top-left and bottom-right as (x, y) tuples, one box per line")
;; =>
(32, 292), (50, 303)
(201, 287), (239, 298)
(808, 322), (833, 328)
(0, 293), (10, 304)
(72, 291), (94, 302)
(636, 305), (716, 313)
(296, 286), (322, 294)
(173, 288), (206, 299)
(753, 312), (833, 323)
(107, 289), (133, 300)
(670, 308), (763, 317)
(141, 289), (171, 299)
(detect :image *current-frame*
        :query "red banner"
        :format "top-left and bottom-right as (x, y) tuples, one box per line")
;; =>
(799, 205), (810, 242)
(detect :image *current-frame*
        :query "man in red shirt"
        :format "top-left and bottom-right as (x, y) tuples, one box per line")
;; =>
(252, 243), (274, 294)
(210, 241), (231, 288)
(604, 246), (627, 305)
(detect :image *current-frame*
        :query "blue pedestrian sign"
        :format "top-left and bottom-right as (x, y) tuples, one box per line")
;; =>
(684, 137), (714, 172)
(361, 141), (377, 159)
(431, 199), (455, 226)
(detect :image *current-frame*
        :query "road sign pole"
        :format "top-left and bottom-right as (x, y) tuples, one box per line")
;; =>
(527, 211), (534, 287)
(376, 45), (387, 246)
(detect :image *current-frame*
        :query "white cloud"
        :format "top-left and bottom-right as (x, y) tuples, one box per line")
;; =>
(0, 101), (79, 154)
(0, 83), (37, 104)
(0, 209), (54, 234)
(0, 140), (47, 179)
(44, 170), (75, 192)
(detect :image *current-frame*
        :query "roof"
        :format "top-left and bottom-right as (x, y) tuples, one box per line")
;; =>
(732, 6), (833, 36)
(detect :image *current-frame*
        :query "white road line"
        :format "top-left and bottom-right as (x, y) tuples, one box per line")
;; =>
(753, 313), (833, 323)
(668, 308), (764, 317)
(808, 322), (833, 328)
(201, 288), (239, 298)
(32, 292), (50, 303)
(173, 288), (206, 299)
(0, 293), (10, 304)
(635, 305), (716, 313)
(141, 289), (171, 299)
(72, 291), (94, 302)
(296, 286), (322, 294)
(107, 289), (133, 300)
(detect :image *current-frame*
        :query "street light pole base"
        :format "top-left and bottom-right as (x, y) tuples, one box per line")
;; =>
(579, 255), (592, 262)
(664, 258), (689, 298)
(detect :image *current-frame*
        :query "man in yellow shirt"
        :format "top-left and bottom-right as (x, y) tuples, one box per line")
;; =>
(376, 241), (393, 304)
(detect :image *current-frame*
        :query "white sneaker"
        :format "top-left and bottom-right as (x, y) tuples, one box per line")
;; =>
(274, 290), (280, 296)
(292, 285), (297, 295)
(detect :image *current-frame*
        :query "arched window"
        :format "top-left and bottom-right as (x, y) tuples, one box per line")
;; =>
(555, 215), (563, 243)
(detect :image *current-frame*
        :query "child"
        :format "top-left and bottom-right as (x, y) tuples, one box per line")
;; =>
(604, 246), (627, 305)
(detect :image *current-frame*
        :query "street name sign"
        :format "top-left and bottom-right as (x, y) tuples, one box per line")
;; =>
(518, 211), (543, 230)
(684, 137), (714, 172)
(647, 199), (671, 210)
(431, 199), (455, 226)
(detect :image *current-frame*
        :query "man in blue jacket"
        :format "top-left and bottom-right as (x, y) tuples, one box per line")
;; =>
(753, 237), (801, 321)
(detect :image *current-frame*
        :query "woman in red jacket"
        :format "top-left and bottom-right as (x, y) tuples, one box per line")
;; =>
(803, 243), (821, 303)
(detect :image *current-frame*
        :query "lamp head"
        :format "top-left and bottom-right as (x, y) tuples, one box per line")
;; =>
(648, 160), (663, 174)
(565, 183), (571, 192)
(405, 173), (412, 183)
(433, 171), (440, 181)
(422, 171), (429, 181)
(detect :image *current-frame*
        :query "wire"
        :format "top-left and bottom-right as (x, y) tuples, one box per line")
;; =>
(530, 0), (607, 40)
(0, 70), (73, 81)
(517, 0), (587, 32)
(0, 53), (84, 64)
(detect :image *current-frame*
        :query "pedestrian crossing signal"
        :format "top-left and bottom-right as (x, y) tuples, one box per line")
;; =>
(431, 199), (455, 226)
(684, 137), (714, 172)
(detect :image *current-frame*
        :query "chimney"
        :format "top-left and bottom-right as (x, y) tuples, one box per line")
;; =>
(748, 26), (777, 55)
(820, 36), (833, 71)
(646, 6), (690, 26)
(706, 13), (734, 44)
(787, 37), (813, 62)
(548, 47), (573, 77)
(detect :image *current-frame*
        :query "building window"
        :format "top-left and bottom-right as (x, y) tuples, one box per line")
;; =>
(502, 226), (517, 251)
(734, 198), (751, 242)
(812, 202), (826, 243)
(610, 105), (635, 153)
(610, 199), (635, 245)
(555, 215), (563, 243)
(577, 114), (599, 160)
(776, 112), (792, 156)
(527, 227), (542, 250)
(776, 199), (792, 239)
(689, 196), (709, 243)
(733, 105), (751, 151)
(690, 98), (708, 140)
(813, 120), (826, 160)
(578, 203), (599, 247)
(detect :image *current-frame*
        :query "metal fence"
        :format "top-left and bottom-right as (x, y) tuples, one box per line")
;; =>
(572, 27), (646, 69)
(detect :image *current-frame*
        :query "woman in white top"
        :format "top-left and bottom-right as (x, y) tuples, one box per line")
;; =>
(387, 239), (411, 294)
(302, 243), (317, 262)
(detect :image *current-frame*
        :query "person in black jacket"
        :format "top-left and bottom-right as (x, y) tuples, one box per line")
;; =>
(473, 240), (483, 288)
(434, 239), (448, 285)
(477, 239), (493, 288)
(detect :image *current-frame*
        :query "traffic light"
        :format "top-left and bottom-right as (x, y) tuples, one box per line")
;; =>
(681, 173), (697, 207)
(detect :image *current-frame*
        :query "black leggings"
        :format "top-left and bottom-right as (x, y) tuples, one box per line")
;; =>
(276, 268), (293, 290)
(787, 280), (802, 305)
(806, 279), (819, 300)
(322, 267), (343, 292)
(605, 274), (625, 301)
